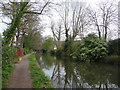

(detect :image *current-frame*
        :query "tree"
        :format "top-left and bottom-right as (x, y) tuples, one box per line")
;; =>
(2, 2), (29, 46)
(1, 1), (52, 46)
(50, 20), (64, 49)
(98, 1), (117, 40)
(20, 13), (43, 50)
(71, 34), (108, 62)
(87, 1), (117, 40)
(56, 1), (90, 55)
(42, 36), (54, 52)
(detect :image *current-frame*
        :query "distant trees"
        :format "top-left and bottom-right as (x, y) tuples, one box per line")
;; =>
(22, 14), (43, 50)
(42, 36), (54, 52)
(48, 0), (117, 58)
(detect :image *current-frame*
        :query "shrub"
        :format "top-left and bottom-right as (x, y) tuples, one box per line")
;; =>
(2, 46), (17, 66)
(71, 34), (108, 62)
(103, 55), (120, 64)
(56, 49), (63, 56)
(108, 38), (120, 55)
(2, 45), (17, 88)
(42, 36), (54, 52)
(24, 48), (33, 55)
(2, 64), (14, 88)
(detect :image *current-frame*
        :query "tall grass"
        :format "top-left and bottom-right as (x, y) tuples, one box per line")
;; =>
(2, 46), (17, 88)
(2, 64), (14, 88)
(29, 54), (54, 88)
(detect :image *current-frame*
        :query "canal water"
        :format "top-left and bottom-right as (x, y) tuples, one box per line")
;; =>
(35, 53), (120, 88)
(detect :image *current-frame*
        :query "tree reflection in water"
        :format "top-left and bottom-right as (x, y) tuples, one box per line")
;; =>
(36, 53), (120, 88)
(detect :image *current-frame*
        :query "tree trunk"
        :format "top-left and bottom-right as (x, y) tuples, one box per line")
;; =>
(97, 25), (101, 39)
(104, 26), (107, 41)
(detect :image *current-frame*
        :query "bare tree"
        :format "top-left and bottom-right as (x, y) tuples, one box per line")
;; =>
(50, 20), (64, 49)
(98, 1), (117, 40)
(55, 1), (90, 55)
(87, 8), (102, 39)
(71, 2), (90, 40)
(87, 1), (117, 40)
(57, 1), (90, 41)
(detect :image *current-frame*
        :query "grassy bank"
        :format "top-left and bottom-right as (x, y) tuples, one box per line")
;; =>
(29, 54), (54, 88)
(2, 64), (15, 88)
(2, 49), (32, 88)
(103, 55), (120, 64)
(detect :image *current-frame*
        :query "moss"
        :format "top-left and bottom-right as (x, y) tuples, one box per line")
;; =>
(29, 54), (54, 88)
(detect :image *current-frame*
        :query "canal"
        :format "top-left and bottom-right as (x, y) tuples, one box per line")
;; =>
(35, 53), (120, 88)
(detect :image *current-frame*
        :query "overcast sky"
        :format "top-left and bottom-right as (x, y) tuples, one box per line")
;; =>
(41, 0), (119, 40)
(0, 0), (120, 40)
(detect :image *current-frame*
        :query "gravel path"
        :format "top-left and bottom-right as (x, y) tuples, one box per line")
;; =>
(8, 54), (33, 88)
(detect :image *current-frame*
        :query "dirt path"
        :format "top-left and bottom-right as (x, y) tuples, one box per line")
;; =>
(8, 54), (33, 88)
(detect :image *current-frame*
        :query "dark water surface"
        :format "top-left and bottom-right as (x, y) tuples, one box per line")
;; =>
(35, 53), (120, 88)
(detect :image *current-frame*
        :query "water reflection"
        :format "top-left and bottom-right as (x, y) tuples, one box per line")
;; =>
(35, 53), (120, 88)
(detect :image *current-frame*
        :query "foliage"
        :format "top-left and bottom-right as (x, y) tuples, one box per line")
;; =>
(64, 38), (80, 56)
(55, 49), (63, 56)
(2, 46), (17, 66)
(103, 55), (120, 64)
(29, 54), (54, 88)
(2, 45), (17, 88)
(108, 38), (120, 55)
(64, 39), (73, 56)
(23, 35), (35, 50)
(42, 36), (54, 52)
(3, 2), (29, 45)
(24, 48), (33, 55)
(23, 14), (42, 50)
(71, 34), (108, 62)
(50, 49), (63, 56)
(0, 34), (2, 64)
(0, 34), (1, 89)
(2, 64), (14, 88)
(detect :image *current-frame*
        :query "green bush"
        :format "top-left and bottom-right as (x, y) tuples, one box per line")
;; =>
(42, 36), (54, 52)
(108, 38), (120, 55)
(2, 46), (17, 66)
(103, 55), (120, 64)
(2, 46), (17, 88)
(71, 34), (108, 62)
(2, 64), (14, 88)
(24, 48), (33, 55)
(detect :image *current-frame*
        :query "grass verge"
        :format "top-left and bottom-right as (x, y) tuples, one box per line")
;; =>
(2, 64), (15, 88)
(29, 54), (54, 88)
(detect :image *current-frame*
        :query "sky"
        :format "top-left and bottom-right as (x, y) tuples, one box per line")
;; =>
(0, 0), (120, 40)
(41, 0), (119, 40)
(41, 0), (103, 37)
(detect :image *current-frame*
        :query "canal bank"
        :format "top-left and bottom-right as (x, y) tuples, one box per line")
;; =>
(35, 52), (120, 88)
(29, 53), (53, 88)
